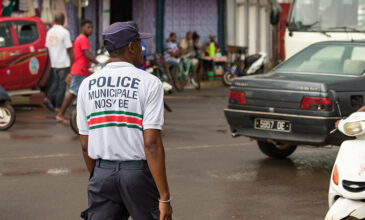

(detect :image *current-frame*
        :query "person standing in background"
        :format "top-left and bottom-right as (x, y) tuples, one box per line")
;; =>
(56, 19), (98, 123)
(44, 12), (73, 111)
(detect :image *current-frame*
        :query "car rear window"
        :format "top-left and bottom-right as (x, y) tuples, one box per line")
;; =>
(0, 22), (14, 48)
(12, 21), (39, 45)
(276, 44), (365, 76)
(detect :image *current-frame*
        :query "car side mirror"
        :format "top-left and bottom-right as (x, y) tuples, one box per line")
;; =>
(270, 7), (280, 25)
(0, 37), (5, 47)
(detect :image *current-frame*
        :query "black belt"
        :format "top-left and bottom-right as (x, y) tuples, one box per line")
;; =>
(96, 159), (147, 169)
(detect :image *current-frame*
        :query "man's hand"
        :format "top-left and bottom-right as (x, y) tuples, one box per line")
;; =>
(83, 49), (99, 64)
(79, 135), (95, 174)
(335, 120), (341, 128)
(143, 129), (172, 220)
(65, 73), (72, 85)
(159, 202), (172, 220)
(358, 106), (365, 112)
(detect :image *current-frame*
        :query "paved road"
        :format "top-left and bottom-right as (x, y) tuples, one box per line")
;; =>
(0, 84), (337, 219)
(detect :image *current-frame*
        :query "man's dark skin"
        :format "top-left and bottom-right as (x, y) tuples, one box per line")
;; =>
(56, 22), (98, 122)
(44, 12), (74, 106)
(80, 39), (172, 220)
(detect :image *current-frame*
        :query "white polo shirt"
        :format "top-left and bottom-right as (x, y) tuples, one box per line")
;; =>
(76, 62), (164, 161)
(45, 24), (73, 68)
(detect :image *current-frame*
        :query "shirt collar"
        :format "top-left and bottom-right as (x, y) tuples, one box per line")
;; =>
(105, 61), (135, 68)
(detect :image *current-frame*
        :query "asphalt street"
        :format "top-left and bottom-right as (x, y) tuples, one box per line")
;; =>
(0, 83), (338, 220)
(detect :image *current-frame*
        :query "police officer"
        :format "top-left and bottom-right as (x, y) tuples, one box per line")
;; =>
(77, 22), (172, 220)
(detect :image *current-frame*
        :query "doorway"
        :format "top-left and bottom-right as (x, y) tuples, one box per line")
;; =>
(110, 0), (133, 23)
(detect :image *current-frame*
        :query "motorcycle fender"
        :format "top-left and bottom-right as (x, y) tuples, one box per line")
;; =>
(246, 57), (264, 74)
(325, 197), (365, 220)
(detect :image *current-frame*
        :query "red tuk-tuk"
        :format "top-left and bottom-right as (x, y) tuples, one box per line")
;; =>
(0, 16), (50, 130)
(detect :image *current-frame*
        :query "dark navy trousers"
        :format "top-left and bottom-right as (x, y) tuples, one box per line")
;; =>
(87, 160), (160, 220)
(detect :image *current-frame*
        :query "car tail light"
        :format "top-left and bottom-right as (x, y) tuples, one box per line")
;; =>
(333, 165), (339, 185)
(229, 91), (246, 105)
(300, 97), (332, 111)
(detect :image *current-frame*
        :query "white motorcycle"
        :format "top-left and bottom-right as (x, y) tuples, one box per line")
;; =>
(326, 111), (365, 220)
(222, 50), (267, 86)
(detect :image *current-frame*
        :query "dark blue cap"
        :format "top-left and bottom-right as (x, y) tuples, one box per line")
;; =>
(102, 22), (152, 52)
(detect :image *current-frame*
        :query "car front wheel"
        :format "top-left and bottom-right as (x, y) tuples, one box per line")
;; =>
(0, 103), (15, 131)
(257, 140), (297, 159)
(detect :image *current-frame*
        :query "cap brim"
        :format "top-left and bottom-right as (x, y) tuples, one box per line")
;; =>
(139, 33), (153, 39)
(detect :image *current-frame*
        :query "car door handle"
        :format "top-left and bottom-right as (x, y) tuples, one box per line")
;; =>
(10, 52), (20, 56)
(38, 48), (47, 52)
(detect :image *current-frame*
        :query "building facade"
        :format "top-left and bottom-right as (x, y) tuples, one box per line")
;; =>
(2, 0), (286, 61)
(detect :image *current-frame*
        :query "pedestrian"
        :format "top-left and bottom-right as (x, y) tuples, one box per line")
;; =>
(179, 31), (194, 54)
(77, 22), (172, 220)
(180, 31), (199, 73)
(164, 32), (181, 67)
(43, 12), (74, 112)
(56, 19), (98, 122)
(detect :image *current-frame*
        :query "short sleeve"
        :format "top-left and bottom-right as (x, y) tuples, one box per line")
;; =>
(45, 32), (50, 48)
(143, 81), (164, 130)
(80, 35), (90, 51)
(64, 30), (72, 49)
(77, 81), (89, 135)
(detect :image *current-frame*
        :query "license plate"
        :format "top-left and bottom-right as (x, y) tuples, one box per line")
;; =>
(254, 118), (291, 132)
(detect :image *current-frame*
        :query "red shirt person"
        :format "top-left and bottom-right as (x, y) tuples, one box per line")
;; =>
(71, 34), (92, 76)
(56, 19), (98, 123)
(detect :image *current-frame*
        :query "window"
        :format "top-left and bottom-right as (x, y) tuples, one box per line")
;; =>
(0, 22), (14, 48)
(310, 46), (345, 60)
(351, 46), (365, 60)
(276, 44), (365, 75)
(12, 21), (39, 45)
(288, 0), (365, 32)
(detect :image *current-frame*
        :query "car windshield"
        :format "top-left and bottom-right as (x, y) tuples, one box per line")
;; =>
(276, 44), (365, 75)
(288, 0), (365, 32)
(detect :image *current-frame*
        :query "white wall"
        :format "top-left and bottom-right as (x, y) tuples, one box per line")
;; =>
(102, 0), (110, 32)
(226, 0), (273, 59)
(226, 0), (236, 46)
(236, 3), (246, 47)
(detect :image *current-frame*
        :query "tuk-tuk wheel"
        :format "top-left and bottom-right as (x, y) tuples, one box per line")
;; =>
(0, 103), (15, 131)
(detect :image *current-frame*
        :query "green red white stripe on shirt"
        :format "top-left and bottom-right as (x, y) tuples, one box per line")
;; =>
(87, 110), (143, 131)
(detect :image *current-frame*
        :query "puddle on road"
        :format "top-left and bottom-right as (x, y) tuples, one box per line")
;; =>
(10, 134), (53, 140)
(215, 129), (227, 134)
(0, 168), (87, 177)
(209, 148), (337, 183)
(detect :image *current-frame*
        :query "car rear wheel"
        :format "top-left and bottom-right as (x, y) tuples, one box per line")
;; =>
(257, 140), (297, 158)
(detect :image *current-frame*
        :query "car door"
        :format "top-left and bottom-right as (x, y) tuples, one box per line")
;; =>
(0, 21), (21, 91)
(9, 20), (47, 90)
